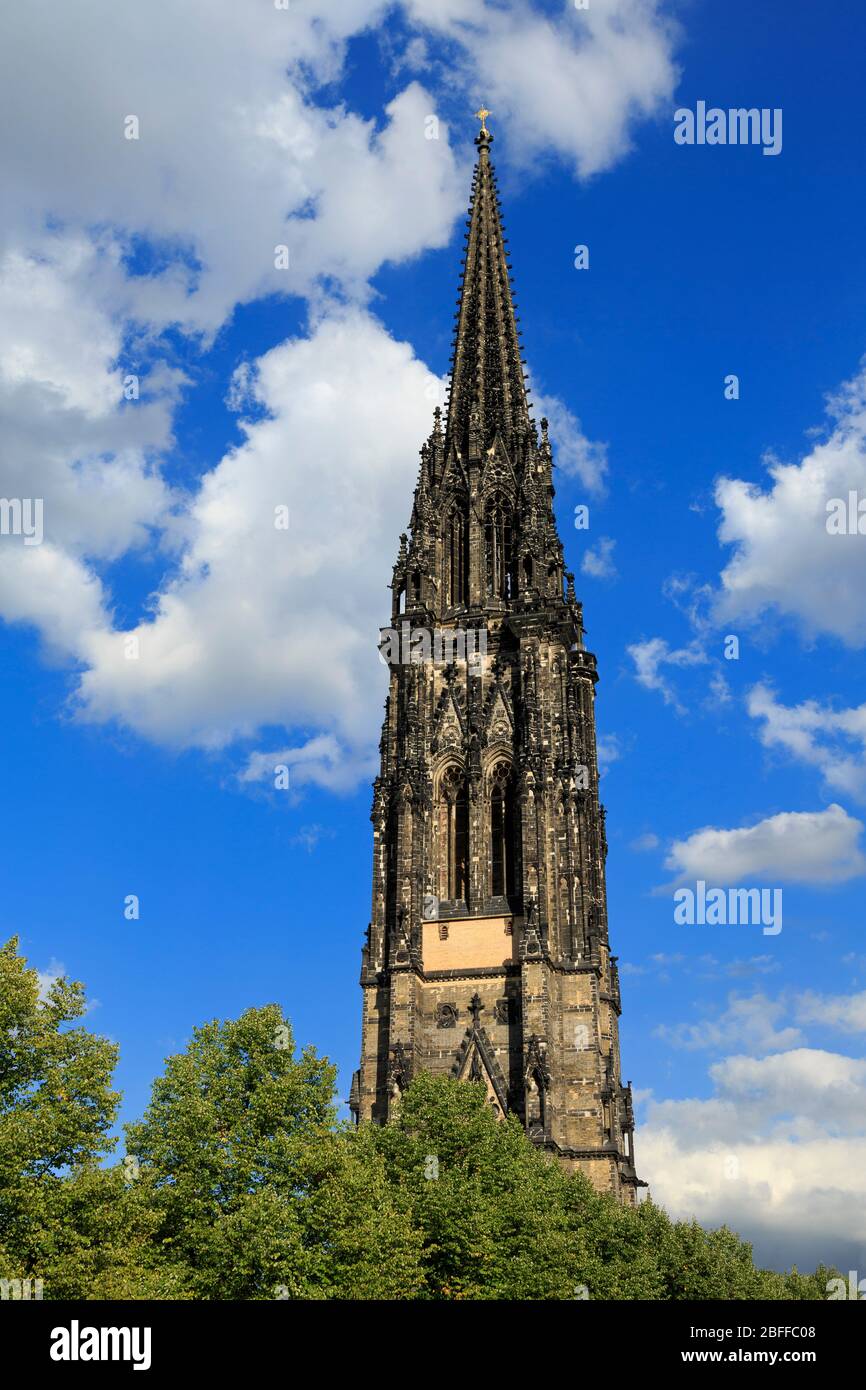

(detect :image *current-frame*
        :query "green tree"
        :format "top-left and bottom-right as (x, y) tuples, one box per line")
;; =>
(0, 936), (120, 1289)
(124, 1006), (423, 1299)
(31, 1164), (192, 1300)
(370, 1071), (570, 1299)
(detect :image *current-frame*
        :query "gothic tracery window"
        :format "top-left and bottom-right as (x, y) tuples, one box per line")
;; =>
(490, 761), (515, 898)
(485, 495), (513, 600)
(445, 508), (467, 608)
(440, 766), (469, 902)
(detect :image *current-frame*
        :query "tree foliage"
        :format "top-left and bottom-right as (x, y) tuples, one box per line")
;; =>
(0, 936), (120, 1285)
(123, 1005), (422, 1299)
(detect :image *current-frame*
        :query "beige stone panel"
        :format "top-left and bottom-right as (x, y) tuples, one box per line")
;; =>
(422, 915), (517, 971)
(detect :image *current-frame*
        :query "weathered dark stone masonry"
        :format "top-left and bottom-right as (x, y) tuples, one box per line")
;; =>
(351, 118), (643, 1203)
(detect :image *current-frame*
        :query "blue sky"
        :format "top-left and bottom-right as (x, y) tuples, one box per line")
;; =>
(3, 0), (866, 1273)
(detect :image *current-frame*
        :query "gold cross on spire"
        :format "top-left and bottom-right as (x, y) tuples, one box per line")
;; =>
(475, 105), (491, 135)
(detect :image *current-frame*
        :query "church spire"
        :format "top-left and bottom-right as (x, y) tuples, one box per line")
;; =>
(354, 112), (642, 1205)
(445, 112), (530, 458)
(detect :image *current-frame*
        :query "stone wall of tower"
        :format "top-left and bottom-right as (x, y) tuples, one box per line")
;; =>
(354, 592), (641, 1201)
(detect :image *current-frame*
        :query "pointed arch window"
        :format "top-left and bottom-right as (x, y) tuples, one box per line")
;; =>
(490, 761), (516, 898)
(445, 508), (467, 608)
(485, 496), (513, 600)
(440, 767), (469, 902)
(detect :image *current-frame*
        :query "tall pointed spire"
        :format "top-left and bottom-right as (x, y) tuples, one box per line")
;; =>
(355, 113), (643, 1207)
(445, 114), (530, 458)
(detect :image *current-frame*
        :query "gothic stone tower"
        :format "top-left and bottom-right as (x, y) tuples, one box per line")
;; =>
(350, 119), (642, 1204)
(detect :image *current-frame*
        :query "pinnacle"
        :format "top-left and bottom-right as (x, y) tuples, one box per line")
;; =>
(445, 133), (530, 458)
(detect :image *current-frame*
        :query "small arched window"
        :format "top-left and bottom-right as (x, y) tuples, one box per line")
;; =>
(490, 762), (515, 898)
(445, 509), (467, 607)
(440, 767), (469, 902)
(485, 496), (513, 600)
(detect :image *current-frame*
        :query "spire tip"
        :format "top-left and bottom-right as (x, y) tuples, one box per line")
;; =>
(474, 105), (492, 144)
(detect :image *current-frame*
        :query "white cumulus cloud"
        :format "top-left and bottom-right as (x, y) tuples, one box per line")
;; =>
(640, 1047), (866, 1272)
(663, 804), (866, 886)
(627, 636), (707, 710)
(580, 535), (617, 580)
(401, 0), (679, 179)
(714, 360), (866, 646)
(74, 309), (436, 758)
(748, 682), (866, 802)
